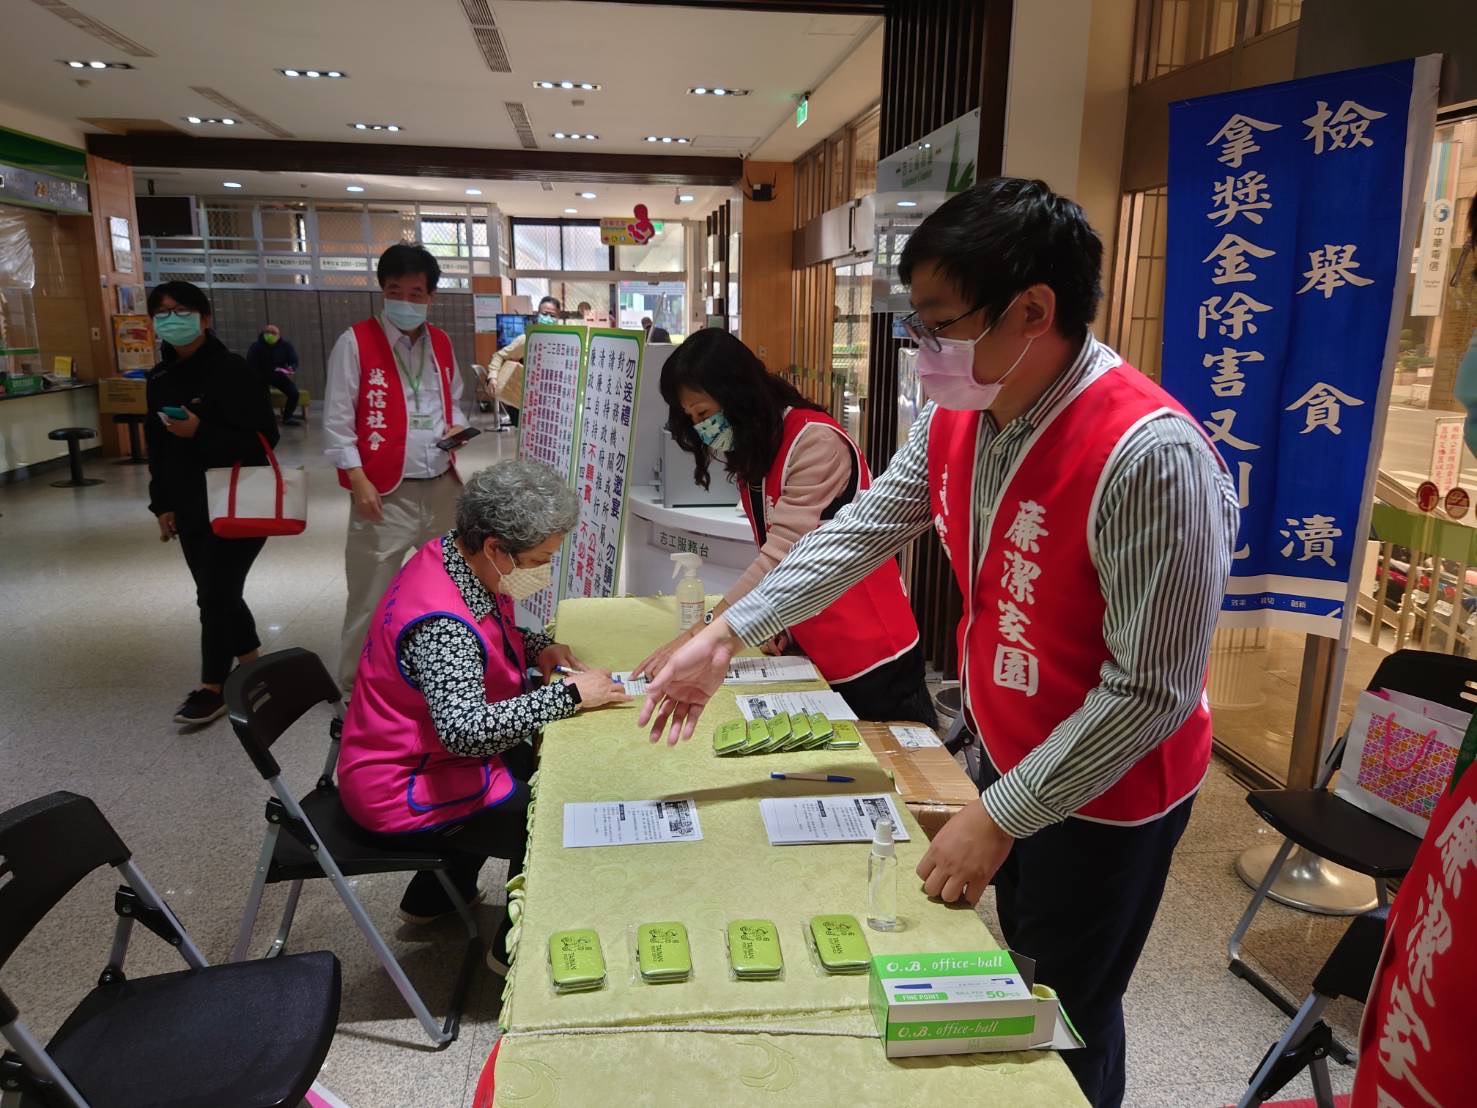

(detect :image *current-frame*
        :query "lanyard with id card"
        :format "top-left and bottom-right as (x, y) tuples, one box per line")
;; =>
(393, 340), (440, 431)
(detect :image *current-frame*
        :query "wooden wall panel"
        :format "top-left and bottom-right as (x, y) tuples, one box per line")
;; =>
(80, 154), (143, 456)
(739, 162), (796, 373)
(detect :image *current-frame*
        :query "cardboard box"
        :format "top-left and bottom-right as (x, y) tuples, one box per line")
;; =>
(859, 722), (978, 838)
(97, 377), (148, 415)
(869, 950), (1082, 1058)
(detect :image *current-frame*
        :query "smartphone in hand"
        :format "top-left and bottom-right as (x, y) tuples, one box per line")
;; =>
(436, 426), (482, 451)
(160, 405), (189, 420)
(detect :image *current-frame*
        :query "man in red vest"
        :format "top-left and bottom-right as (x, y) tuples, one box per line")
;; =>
(325, 243), (468, 692)
(641, 179), (1239, 1107)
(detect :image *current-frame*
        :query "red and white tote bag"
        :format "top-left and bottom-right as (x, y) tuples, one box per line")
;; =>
(207, 432), (307, 539)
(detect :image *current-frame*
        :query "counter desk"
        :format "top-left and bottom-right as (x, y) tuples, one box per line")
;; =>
(0, 381), (98, 477)
(475, 596), (1085, 1107)
(621, 484), (754, 597)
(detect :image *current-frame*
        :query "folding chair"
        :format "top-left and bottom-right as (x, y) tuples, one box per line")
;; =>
(1236, 906), (1387, 1108)
(225, 647), (480, 1048)
(0, 791), (339, 1107)
(1227, 648), (1476, 1059)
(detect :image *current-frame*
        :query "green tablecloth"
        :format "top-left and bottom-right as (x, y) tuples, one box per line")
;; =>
(490, 597), (1085, 1106)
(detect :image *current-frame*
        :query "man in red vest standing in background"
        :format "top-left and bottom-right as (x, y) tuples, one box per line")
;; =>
(641, 179), (1239, 1107)
(325, 243), (468, 693)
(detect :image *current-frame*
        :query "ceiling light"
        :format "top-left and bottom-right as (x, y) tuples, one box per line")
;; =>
(564, 208), (578, 214)
(645, 136), (692, 145)
(466, 188), (482, 196)
(687, 87), (750, 97)
(350, 123), (405, 132)
(187, 116), (202, 124)
(282, 69), (299, 77)
(560, 81), (574, 89)
(534, 79), (601, 92)
(61, 59), (133, 70)
(280, 68), (348, 79)
(184, 117), (239, 127)
(326, 71), (343, 78)
(220, 118), (236, 125)
(693, 87), (707, 95)
(346, 185), (365, 193)
(678, 194), (695, 203)
(305, 70), (320, 78)
(552, 133), (598, 141)
(577, 191), (596, 199)
(223, 182), (243, 189)
(354, 122), (367, 130)
(896, 200), (918, 208)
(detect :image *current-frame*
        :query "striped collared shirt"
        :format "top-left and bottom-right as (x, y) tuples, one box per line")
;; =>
(725, 335), (1239, 838)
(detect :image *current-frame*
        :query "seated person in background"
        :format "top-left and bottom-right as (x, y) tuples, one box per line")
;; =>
(642, 316), (671, 343)
(245, 324), (302, 426)
(337, 459), (627, 970)
(484, 296), (561, 429)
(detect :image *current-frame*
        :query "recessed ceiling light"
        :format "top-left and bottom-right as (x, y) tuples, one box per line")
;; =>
(687, 87), (750, 97)
(221, 118), (235, 125)
(466, 188), (482, 196)
(534, 79), (601, 92)
(678, 194), (695, 203)
(349, 123), (404, 132)
(61, 59), (133, 70)
(184, 117), (238, 127)
(552, 133), (598, 141)
(223, 181), (243, 188)
(896, 200), (918, 208)
(280, 68), (348, 79)
(327, 71), (343, 78)
(187, 116), (202, 124)
(282, 69), (299, 77)
(346, 185), (365, 193)
(644, 136), (692, 145)
(577, 191), (596, 199)
(564, 208), (578, 214)
(305, 70), (320, 78)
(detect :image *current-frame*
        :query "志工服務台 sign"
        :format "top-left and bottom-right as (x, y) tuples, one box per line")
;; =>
(1162, 57), (1440, 638)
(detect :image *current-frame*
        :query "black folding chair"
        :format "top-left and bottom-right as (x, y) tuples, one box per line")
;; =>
(1237, 906), (1388, 1108)
(0, 791), (339, 1108)
(1228, 649), (1476, 1051)
(224, 648), (480, 1048)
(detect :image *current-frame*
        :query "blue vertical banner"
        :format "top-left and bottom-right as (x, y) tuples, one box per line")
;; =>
(1164, 58), (1439, 638)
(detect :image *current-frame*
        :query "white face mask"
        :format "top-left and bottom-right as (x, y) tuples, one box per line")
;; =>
(383, 297), (428, 331)
(494, 551), (554, 600)
(915, 293), (1033, 411)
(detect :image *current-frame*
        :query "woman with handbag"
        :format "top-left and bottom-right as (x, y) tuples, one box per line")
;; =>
(145, 280), (280, 727)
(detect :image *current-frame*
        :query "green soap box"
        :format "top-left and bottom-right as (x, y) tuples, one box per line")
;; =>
(869, 950), (1084, 1058)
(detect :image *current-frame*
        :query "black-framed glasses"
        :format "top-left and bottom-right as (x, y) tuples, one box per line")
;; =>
(899, 305), (984, 352)
(152, 307), (198, 319)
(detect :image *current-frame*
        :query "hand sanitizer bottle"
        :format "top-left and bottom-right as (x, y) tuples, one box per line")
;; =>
(671, 552), (705, 633)
(867, 818), (898, 932)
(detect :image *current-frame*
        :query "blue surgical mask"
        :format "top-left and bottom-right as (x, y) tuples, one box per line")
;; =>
(537, 313), (558, 325)
(154, 311), (202, 347)
(383, 297), (428, 331)
(693, 411), (734, 452)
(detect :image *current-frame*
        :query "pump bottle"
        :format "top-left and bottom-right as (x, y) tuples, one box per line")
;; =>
(867, 818), (898, 931)
(671, 552), (705, 633)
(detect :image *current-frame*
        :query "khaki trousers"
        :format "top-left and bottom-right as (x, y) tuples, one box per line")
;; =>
(337, 472), (461, 692)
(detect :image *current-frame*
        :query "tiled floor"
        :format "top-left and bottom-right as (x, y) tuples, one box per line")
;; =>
(0, 419), (1367, 1107)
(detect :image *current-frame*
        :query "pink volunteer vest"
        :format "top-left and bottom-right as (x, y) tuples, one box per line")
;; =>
(740, 408), (920, 684)
(338, 538), (522, 833)
(927, 360), (1215, 825)
(336, 319), (457, 496)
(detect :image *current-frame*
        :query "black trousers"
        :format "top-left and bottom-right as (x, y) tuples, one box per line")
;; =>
(270, 370), (299, 420)
(381, 743), (536, 888)
(176, 524), (266, 685)
(831, 644), (938, 727)
(975, 755), (1193, 1108)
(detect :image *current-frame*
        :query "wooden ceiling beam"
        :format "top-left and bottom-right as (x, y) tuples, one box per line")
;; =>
(83, 135), (743, 187)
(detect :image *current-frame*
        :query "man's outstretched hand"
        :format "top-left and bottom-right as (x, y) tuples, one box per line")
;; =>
(638, 616), (743, 745)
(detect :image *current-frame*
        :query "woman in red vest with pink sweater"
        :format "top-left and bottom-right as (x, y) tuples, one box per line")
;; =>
(635, 328), (933, 725)
(641, 180), (1239, 1108)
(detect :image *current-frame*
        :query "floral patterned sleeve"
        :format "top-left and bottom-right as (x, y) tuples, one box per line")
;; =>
(400, 616), (577, 757)
(522, 627), (554, 660)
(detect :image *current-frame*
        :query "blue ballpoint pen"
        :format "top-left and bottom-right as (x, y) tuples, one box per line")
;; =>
(770, 772), (855, 783)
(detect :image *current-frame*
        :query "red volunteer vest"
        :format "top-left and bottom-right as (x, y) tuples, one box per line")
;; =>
(336, 319), (456, 496)
(928, 360), (1214, 825)
(740, 408), (920, 684)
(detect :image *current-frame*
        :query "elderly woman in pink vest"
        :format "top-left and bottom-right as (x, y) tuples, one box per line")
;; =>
(338, 459), (627, 972)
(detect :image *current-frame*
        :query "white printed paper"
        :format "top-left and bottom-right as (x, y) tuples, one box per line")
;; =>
(562, 798), (702, 848)
(890, 725), (943, 749)
(736, 690), (858, 722)
(759, 794), (911, 846)
(614, 656), (819, 696)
